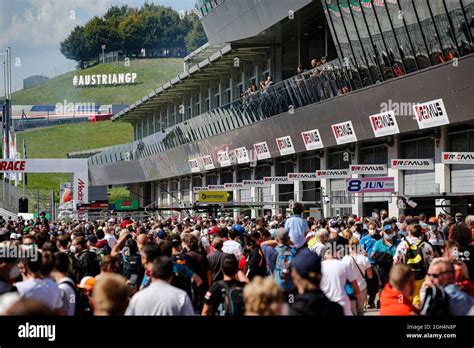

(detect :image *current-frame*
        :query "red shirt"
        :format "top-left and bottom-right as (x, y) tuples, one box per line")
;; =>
(380, 283), (419, 316)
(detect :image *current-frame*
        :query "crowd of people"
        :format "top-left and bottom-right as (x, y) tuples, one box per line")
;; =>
(0, 204), (473, 316)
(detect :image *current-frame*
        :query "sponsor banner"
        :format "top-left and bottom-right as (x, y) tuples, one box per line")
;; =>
(287, 173), (320, 181)
(275, 136), (295, 156)
(234, 147), (250, 164)
(316, 169), (350, 179)
(442, 152), (474, 164)
(193, 187), (209, 193)
(217, 150), (231, 167)
(349, 164), (388, 175)
(253, 141), (271, 160)
(188, 159), (200, 173)
(413, 98), (449, 129)
(73, 73), (138, 87)
(301, 129), (324, 151)
(242, 180), (267, 187)
(263, 176), (290, 184)
(224, 183), (244, 189)
(391, 159), (434, 170)
(198, 191), (229, 203)
(369, 110), (400, 137)
(0, 159), (88, 204)
(207, 185), (227, 191)
(202, 155), (215, 170)
(331, 121), (357, 145)
(346, 177), (395, 193)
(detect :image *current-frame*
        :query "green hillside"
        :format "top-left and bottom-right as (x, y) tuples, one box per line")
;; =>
(15, 121), (132, 200)
(12, 58), (183, 105)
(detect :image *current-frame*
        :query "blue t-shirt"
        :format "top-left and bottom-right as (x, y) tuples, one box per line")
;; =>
(284, 215), (307, 248)
(261, 244), (278, 274)
(371, 238), (399, 258)
(360, 234), (377, 264)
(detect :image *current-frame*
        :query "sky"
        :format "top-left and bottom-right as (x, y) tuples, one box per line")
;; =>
(0, 0), (196, 94)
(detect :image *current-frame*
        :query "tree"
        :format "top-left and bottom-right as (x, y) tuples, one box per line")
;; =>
(118, 10), (145, 56)
(60, 26), (92, 69)
(84, 16), (111, 62)
(185, 19), (207, 53)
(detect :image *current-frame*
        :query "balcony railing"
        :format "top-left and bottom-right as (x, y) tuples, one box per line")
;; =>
(89, 59), (370, 167)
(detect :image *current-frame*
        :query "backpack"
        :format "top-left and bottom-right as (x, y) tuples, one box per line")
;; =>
(216, 281), (245, 316)
(122, 253), (143, 285)
(274, 245), (296, 290)
(420, 286), (452, 316)
(62, 280), (93, 317)
(404, 238), (427, 280)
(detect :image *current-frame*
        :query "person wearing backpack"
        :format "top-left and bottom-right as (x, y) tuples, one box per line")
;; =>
(71, 236), (100, 280)
(201, 254), (247, 316)
(267, 228), (297, 294)
(52, 252), (76, 316)
(394, 223), (434, 307)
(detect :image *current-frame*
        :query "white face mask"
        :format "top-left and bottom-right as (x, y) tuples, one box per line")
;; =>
(368, 229), (376, 235)
(9, 264), (20, 279)
(69, 245), (77, 254)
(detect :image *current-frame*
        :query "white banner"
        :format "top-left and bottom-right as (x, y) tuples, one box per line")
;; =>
(207, 185), (227, 190)
(253, 142), (271, 160)
(242, 180), (267, 187)
(391, 159), (434, 170)
(369, 110), (400, 137)
(331, 121), (357, 145)
(287, 173), (320, 181)
(193, 187), (209, 193)
(188, 159), (200, 173)
(217, 150), (231, 167)
(442, 152), (474, 164)
(202, 155), (215, 170)
(316, 169), (350, 179)
(413, 98), (449, 129)
(234, 147), (250, 164)
(224, 183), (244, 189)
(275, 136), (295, 156)
(263, 176), (290, 184)
(349, 164), (388, 175)
(301, 129), (324, 150)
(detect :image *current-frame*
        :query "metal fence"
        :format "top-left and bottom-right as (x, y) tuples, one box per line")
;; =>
(13, 116), (89, 132)
(0, 180), (55, 217)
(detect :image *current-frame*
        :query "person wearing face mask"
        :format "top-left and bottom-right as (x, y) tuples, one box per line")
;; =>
(394, 224), (434, 307)
(71, 236), (100, 281)
(425, 217), (444, 256)
(0, 247), (20, 295)
(370, 225), (400, 308)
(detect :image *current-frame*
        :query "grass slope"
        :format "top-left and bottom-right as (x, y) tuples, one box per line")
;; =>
(15, 121), (132, 200)
(13, 58), (183, 105)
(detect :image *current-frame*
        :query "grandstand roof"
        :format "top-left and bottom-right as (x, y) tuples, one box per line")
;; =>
(111, 44), (268, 123)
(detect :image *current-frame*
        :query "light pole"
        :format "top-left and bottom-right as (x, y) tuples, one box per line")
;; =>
(101, 45), (106, 64)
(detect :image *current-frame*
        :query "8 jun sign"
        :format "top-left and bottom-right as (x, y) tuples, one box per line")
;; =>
(345, 177), (395, 193)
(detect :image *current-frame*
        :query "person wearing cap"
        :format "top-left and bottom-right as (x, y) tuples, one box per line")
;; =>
(284, 202), (308, 249)
(289, 247), (343, 316)
(394, 224), (433, 306)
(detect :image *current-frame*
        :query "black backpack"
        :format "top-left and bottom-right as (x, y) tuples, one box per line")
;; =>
(62, 280), (93, 317)
(420, 286), (452, 316)
(215, 281), (245, 317)
(404, 238), (427, 280)
(122, 253), (143, 284)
